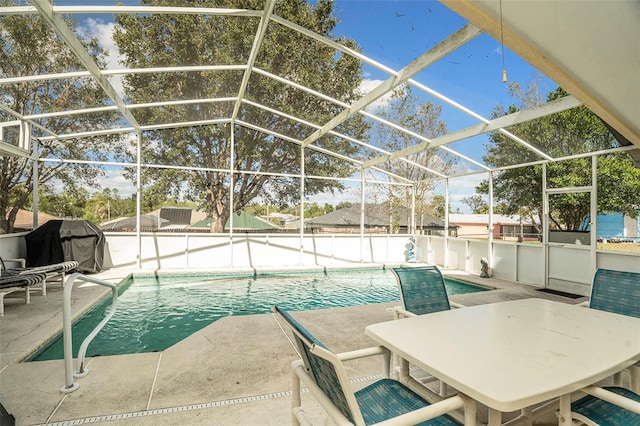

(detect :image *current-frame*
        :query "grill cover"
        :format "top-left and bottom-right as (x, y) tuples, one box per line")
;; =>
(25, 220), (105, 273)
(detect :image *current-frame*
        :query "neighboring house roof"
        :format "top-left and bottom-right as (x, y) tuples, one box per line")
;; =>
(147, 207), (208, 227)
(302, 204), (456, 229)
(150, 207), (192, 225)
(449, 213), (533, 225)
(190, 211), (276, 230)
(11, 209), (61, 230)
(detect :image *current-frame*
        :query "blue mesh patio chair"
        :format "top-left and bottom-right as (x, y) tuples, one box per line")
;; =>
(0, 257), (78, 296)
(272, 306), (476, 426)
(568, 385), (640, 426)
(585, 269), (640, 392)
(388, 266), (465, 396)
(390, 266), (465, 319)
(0, 272), (47, 316)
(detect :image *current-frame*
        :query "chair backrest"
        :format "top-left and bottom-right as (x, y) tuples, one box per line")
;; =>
(272, 306), (361, 424)
(392, 266), (451, 315)
(591, 269), (640, 318)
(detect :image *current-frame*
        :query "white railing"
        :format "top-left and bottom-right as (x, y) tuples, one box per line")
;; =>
(60, 272), (118, 394)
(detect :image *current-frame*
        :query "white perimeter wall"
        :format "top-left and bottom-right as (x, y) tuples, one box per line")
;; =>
(3, 233), (640, 292)
(102, 233), (410, 269)
(0, 232), (27, 261)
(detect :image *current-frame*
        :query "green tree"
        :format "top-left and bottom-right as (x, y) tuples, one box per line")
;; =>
(114, 0), (366, 232)
(477, 82), (640, 231)
(38, 189), (88, 219)
(461, 194), (488, 214)
(0, 2), (123, 233)
(335, 201), (353, 210)
(369, 84), (455, 230)
(83, 188), (136, 224)
(303, 202), (331, 218)
(427, 195), (446, 219)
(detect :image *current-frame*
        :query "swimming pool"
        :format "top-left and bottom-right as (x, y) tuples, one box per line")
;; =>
(30, 268), (489, 361)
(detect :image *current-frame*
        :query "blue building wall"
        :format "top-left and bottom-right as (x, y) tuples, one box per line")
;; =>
(583, 212), (640, 240)
(597, 212), (624, 238)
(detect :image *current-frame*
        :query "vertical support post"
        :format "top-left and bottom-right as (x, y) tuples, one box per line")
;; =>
(360, 167), (365, 263)
(30, 124), (39, 230)
(591, 155), (598, 273)
(135, 130), (142, 269)
(229, 124), (235, 267)
(487, 171), (494, 274)
(410, 184), (416, 235)
(299, 146), (305, 265)
(444, 178), (449, 268)
(542, 163), (549, 288)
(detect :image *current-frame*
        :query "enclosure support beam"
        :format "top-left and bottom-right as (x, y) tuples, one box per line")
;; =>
(31, 126), (38, 230)
(231, 0), (276, 123)
(299, 146), (305, 265)
(30, 0), (141, 130)
(364, 95), (580, 169)
(410, 185), (416, 235)
(360, 169), (366, 263)
(590, 156), (598, 277)
(230, 124), (235, 267)
(301, 24), (481, 148)
(444, 179), (450, 268)
(542, 163), (548, 288)
(136, 131), (142, 269)
(487, 172), (494, 275)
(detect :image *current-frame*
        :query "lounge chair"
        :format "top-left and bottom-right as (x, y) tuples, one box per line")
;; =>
(272, 305), (476, 426)
(0, 257), (78, 296)
(388, 266), (465, 395)
(583, 268), (640, 392)
(0, 272), (47, 316)
(568, 385), (640, 425)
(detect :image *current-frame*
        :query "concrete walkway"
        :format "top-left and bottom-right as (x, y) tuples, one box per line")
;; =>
(0, 267), (589, 425)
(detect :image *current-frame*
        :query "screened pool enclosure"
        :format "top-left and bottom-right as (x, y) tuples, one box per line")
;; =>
(1, 1), (638, 294)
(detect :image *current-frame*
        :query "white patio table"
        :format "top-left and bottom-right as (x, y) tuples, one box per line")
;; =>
(365, 298), (640, 426)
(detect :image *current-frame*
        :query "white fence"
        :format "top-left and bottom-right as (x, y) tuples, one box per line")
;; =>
(3, 232), (640, 292)
(102, 232), (410, 269)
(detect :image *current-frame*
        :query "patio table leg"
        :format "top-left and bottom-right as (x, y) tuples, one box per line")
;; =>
(398, 357), (410, 383)
(557, 394), (572, 426)
(631, 364), (640, 393)
(487, 408), (502, 426)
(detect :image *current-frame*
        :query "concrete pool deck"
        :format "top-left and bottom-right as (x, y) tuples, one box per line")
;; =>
(0, 266), (593, 425)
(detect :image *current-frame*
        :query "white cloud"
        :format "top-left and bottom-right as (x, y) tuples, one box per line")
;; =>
(358, 79), (393, 112)
(98, 167), (137, 197)
(448, 174), (487, 213)
(78, 18), (126, 99)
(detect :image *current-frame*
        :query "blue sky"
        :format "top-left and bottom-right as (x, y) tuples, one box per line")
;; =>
(68, 1), (559, 213)
(305, 1), (559, 211)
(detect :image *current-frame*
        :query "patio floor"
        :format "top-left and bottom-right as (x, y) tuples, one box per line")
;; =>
(0, 266), (601, 425)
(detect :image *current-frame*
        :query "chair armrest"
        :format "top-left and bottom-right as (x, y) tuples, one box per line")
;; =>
(581, 385), (640, 414)
(3, 258), (26, 268)
(374, 394), (467, 426)
(337, 346), (392, 380)
(336, 345), (389, 362)
(450, 301), (466, 309)
(576, 300), (589, 307)
(385, 306), (417, 318)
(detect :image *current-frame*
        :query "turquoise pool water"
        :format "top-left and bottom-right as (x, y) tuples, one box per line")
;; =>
(30, 268), (489, 361)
